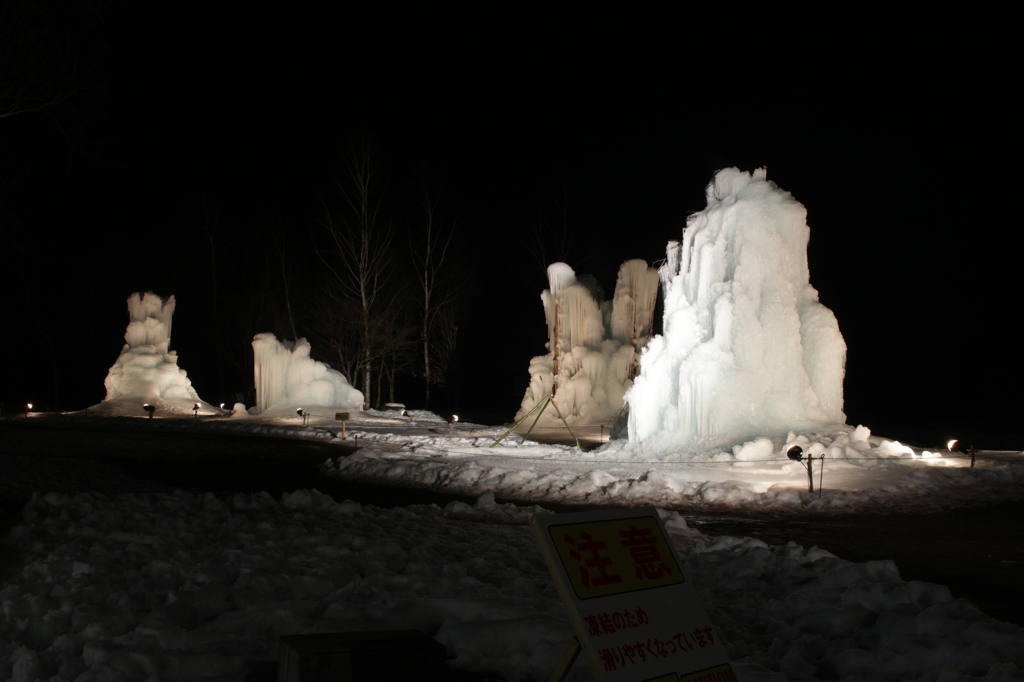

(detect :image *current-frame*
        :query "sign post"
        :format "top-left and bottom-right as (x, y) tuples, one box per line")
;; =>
(532, 508), (735, 682)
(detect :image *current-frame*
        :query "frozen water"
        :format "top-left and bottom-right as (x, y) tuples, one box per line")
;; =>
(251, 333), (364, 415)
(518, 260), (658, 426)
(628, 168), (847, 452)
(94, 292), (215, 415)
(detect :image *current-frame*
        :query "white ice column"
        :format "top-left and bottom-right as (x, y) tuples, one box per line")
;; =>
(627, 168), (847, 449)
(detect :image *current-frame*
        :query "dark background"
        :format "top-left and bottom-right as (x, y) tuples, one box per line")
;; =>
(1, 6), (1017, 448)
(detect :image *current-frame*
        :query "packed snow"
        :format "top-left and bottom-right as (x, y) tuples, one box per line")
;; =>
(628, 168), (847, 452)
(3, 413), (1023, 681)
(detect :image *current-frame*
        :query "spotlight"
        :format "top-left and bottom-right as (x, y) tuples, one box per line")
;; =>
(786, 445), (803, 462)
(296, 408), (307, 425)
(143, 403), (155, 419)
(947, 439), (958, 452)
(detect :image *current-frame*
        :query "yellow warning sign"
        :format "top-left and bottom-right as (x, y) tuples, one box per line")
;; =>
(548, 515), (685, 599)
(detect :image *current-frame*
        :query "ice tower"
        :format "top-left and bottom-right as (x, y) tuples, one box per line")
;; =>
(97, 292), (214, 415)
(627, 168), (846, 450)
(518, 259), (659, 425)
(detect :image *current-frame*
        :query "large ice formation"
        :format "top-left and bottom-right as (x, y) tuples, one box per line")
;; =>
(518, 259), (659, 425)
(252, 333), (364, 416)
(96, 292), (215, 415)
(627, 168), (846, 450)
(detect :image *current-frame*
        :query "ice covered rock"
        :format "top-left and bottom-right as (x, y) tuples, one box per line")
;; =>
(628, 168), (847, 451)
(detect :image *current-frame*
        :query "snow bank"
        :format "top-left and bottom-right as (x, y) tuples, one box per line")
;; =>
(3, 491), (1021, 681)
(628, 168), (846, 453)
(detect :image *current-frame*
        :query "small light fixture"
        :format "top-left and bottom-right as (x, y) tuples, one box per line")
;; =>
(296, 407), (307, 425)
(449, 414), (458, 436)
(193, 403), (200, 419)
(786, 445), (803, 461)
(143, 403), (156, 419)
(25, 402), (32, 417)
(947, 439), (958, 452)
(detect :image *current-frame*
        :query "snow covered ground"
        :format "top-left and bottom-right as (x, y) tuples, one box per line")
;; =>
(2, 412), (1023, 681)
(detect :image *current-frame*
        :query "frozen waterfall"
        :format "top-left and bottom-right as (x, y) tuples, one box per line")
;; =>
(627, 168), (846, 450)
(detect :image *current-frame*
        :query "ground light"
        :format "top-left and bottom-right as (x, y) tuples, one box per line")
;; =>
(143, 403), (155, 419)
(193, 403), (200, 420)
(25, 402), (32, 417)
(296, 408), (308, 426)
(787, 444), (825, 494)
(449, 414), (458, 437)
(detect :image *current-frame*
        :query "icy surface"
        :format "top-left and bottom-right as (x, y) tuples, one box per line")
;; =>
(518, 260), (658, 427)
(92, 293), (217, 416)
(323, 426), (1024, 515)
(251, 333), (363, 415)
(628, 168), (847, 453)
(3, 488), (1022, 682)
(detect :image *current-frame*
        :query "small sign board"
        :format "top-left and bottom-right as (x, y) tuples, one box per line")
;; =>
(532, 507), (734, 682)
(335, 412), (351, 421)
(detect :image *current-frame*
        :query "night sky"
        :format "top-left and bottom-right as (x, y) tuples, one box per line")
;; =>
(2, 8), (1017, 448)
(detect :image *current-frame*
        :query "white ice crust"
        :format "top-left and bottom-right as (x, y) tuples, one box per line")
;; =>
(628, 168), (847, 452)
(251, 333), (363, 416)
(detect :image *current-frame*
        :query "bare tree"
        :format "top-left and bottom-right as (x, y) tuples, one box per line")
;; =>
(320, 141), (398, 409)
(410, 190), (463, 408)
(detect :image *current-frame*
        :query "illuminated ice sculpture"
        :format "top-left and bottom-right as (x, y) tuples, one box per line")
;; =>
(251, 333), (364, 416)
(518, 259), (659, 425)
(99, 292), (214, 415)
(627, 168), (846, 450)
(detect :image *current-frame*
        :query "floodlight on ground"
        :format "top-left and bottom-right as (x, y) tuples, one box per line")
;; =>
(947, 439), (958, 452)
(296, 408), (308, 425)
(786, 445), (804, 462)
(143, 403), (155, 419)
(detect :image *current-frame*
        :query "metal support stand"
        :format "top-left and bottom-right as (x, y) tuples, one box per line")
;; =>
(490, 395), (583, 452)
(547, 637), (581, 682)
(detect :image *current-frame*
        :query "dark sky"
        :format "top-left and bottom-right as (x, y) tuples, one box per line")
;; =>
(1, 8), (1017, 448)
